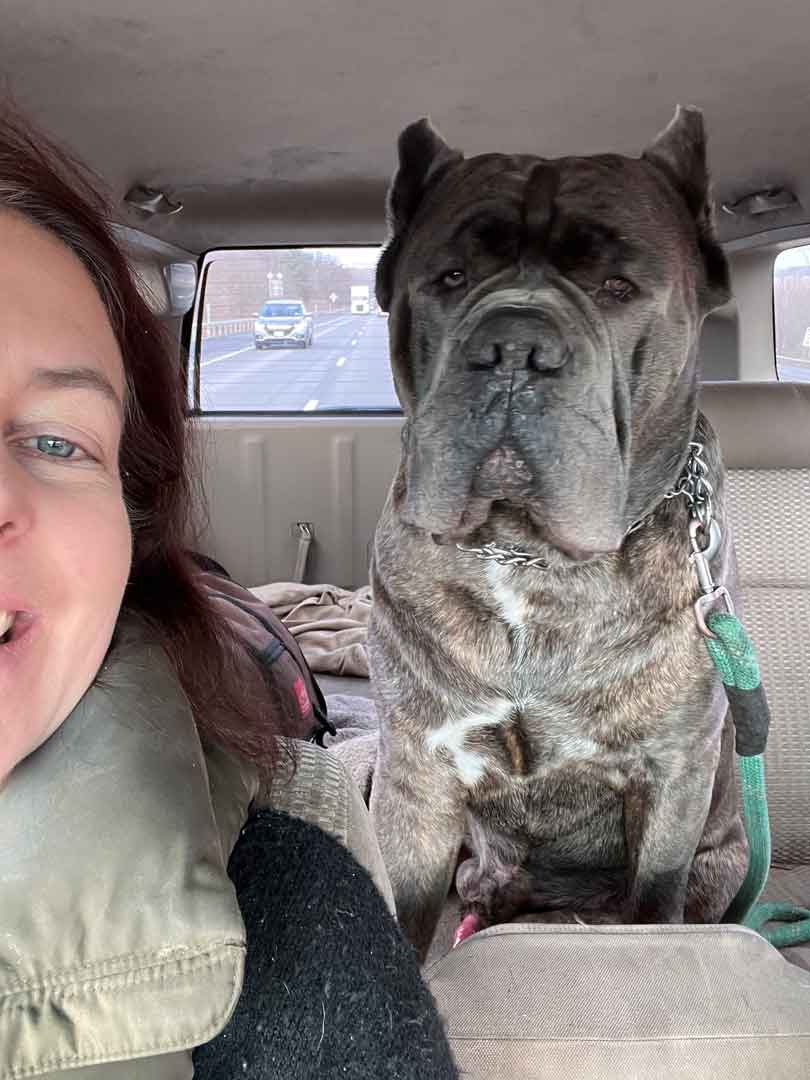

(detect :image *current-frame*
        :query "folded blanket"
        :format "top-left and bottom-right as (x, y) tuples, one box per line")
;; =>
(250, 581), (372, 678)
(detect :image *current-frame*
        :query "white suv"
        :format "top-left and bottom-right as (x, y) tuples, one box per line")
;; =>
(254, 300), (314, 349)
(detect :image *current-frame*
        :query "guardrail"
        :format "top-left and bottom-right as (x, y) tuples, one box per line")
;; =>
(201, 311), (353, 339)
(201, 319), (255, 339)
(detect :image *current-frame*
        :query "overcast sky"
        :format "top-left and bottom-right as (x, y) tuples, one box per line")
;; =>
(775, 244), (810, 269)
(317, 246), (381, 269)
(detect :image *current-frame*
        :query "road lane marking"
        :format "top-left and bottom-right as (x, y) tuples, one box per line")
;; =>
(314, 316), (358, 338)
(201, 345), (254, 368)
(303, 399), (319, 411)
(336, 357), (346, 367)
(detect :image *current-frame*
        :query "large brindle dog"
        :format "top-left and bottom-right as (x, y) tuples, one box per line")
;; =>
(367, 107), (748, 962)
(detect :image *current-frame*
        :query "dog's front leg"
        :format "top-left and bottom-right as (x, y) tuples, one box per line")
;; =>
(624, 759), (715, 923)
(371, 725), (466, 964)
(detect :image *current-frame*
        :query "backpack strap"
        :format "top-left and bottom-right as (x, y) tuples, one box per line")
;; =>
(189, 553), (335, 744)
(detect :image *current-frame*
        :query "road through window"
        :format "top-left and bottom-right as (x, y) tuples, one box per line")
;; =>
(195, 247), (399, 412)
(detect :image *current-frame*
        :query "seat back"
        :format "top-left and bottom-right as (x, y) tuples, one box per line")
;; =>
(701, 382), (810, 867)
(425, 923), (810, 1079)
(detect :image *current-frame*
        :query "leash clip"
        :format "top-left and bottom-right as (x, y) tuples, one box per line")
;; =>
(688, 518), (734, 637)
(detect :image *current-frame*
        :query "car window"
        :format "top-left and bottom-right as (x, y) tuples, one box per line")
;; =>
(193, 247), (399, 414)
(260, 302), (306, 318)
(774, 245), (810, 381)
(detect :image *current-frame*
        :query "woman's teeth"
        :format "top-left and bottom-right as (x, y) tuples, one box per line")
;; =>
(0, 611), (16, 643)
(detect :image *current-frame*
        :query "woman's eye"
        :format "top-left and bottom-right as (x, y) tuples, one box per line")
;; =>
(599, 276), (636, 303)
(24, 435), (86, 460)
(441, 269), (467, 289)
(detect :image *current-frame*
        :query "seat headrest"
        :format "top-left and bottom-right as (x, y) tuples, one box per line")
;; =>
(699, 382), (810, 469)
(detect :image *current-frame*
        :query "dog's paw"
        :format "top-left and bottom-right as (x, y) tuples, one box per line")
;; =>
(452, 912), (483, 948)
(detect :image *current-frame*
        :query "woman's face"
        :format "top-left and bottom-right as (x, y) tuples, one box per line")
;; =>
(0, 211), (132, 783)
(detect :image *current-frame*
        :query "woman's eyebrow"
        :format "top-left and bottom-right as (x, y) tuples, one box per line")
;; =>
(28, 366), (124, 419)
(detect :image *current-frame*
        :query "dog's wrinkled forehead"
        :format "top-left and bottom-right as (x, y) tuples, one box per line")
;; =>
(407, 152), (688, 274)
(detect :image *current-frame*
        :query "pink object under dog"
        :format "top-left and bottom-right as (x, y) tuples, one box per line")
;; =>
(452, 912), (483, 948)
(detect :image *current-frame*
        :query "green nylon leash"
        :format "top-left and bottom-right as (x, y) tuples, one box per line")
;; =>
(705, 612), (810, 947)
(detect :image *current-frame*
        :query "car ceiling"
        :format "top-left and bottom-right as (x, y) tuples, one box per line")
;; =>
(2, 0), (809, 255)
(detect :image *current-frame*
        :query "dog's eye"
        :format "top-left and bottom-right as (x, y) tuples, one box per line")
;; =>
(441, 269), (467, 289)
(600, 277), (635, 302)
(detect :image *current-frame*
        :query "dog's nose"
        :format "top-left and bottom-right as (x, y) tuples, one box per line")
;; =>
(465, 312), (570, 373)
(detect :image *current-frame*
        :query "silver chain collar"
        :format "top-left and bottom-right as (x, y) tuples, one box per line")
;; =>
(455, 439), (734, 637)
(669, 442), (734, 637)
(454, 541), (551, 569)
(663, 441), (713, 531)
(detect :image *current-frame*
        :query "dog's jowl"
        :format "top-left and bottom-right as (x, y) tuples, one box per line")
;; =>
(368, 107), (748, 963)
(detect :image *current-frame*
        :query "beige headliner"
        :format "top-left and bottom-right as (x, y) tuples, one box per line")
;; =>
(2, 0), (809, 254)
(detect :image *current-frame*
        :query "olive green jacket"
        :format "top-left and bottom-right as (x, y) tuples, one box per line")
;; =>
(0, 616), (391, 1079)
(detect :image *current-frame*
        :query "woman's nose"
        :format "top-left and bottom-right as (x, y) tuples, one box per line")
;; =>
(0, 454), (33, 543)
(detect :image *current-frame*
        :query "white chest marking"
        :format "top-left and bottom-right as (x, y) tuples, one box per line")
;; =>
(486, 562), (529, 630)
(426, 698), (514, 785)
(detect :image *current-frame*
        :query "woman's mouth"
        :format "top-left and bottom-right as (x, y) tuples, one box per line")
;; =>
(0, 610), (34, 646)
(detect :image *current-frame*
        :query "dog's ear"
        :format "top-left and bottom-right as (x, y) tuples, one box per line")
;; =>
(388, 118), (462, 232)
(643, 106), (730, 310)
(376, 119), (463, 312)
(643, 106), (709, 219)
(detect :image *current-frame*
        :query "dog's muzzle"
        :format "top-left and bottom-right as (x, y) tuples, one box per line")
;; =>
(399, 293), (629, 558)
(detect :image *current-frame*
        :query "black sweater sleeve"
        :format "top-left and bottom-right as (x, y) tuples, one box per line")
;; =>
(192, 808), (458, 1080)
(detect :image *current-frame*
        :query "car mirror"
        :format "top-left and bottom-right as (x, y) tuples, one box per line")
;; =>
(162, 262), (197, 317)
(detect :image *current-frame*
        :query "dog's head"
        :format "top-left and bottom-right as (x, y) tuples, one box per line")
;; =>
(376, 107), (730, 558)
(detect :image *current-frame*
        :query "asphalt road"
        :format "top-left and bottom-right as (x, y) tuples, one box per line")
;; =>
(198, 313), (400, 411)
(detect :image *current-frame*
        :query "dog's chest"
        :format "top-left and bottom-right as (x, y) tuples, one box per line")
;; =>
(426, 562), (701, 788)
